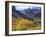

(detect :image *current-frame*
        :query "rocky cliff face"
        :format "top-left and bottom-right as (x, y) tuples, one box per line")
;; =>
(12, 6), (41, 20)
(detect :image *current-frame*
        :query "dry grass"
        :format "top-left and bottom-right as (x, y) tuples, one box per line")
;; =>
(12, 16), (41, 31)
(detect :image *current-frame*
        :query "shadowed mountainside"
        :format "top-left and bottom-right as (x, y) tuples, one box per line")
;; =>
(12, 6), (41, 20)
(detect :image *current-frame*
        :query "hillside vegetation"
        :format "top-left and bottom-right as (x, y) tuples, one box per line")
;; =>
(12, 16), (41, 31)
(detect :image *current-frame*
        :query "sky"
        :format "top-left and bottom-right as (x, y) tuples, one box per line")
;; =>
(15, 6), (41, 10)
